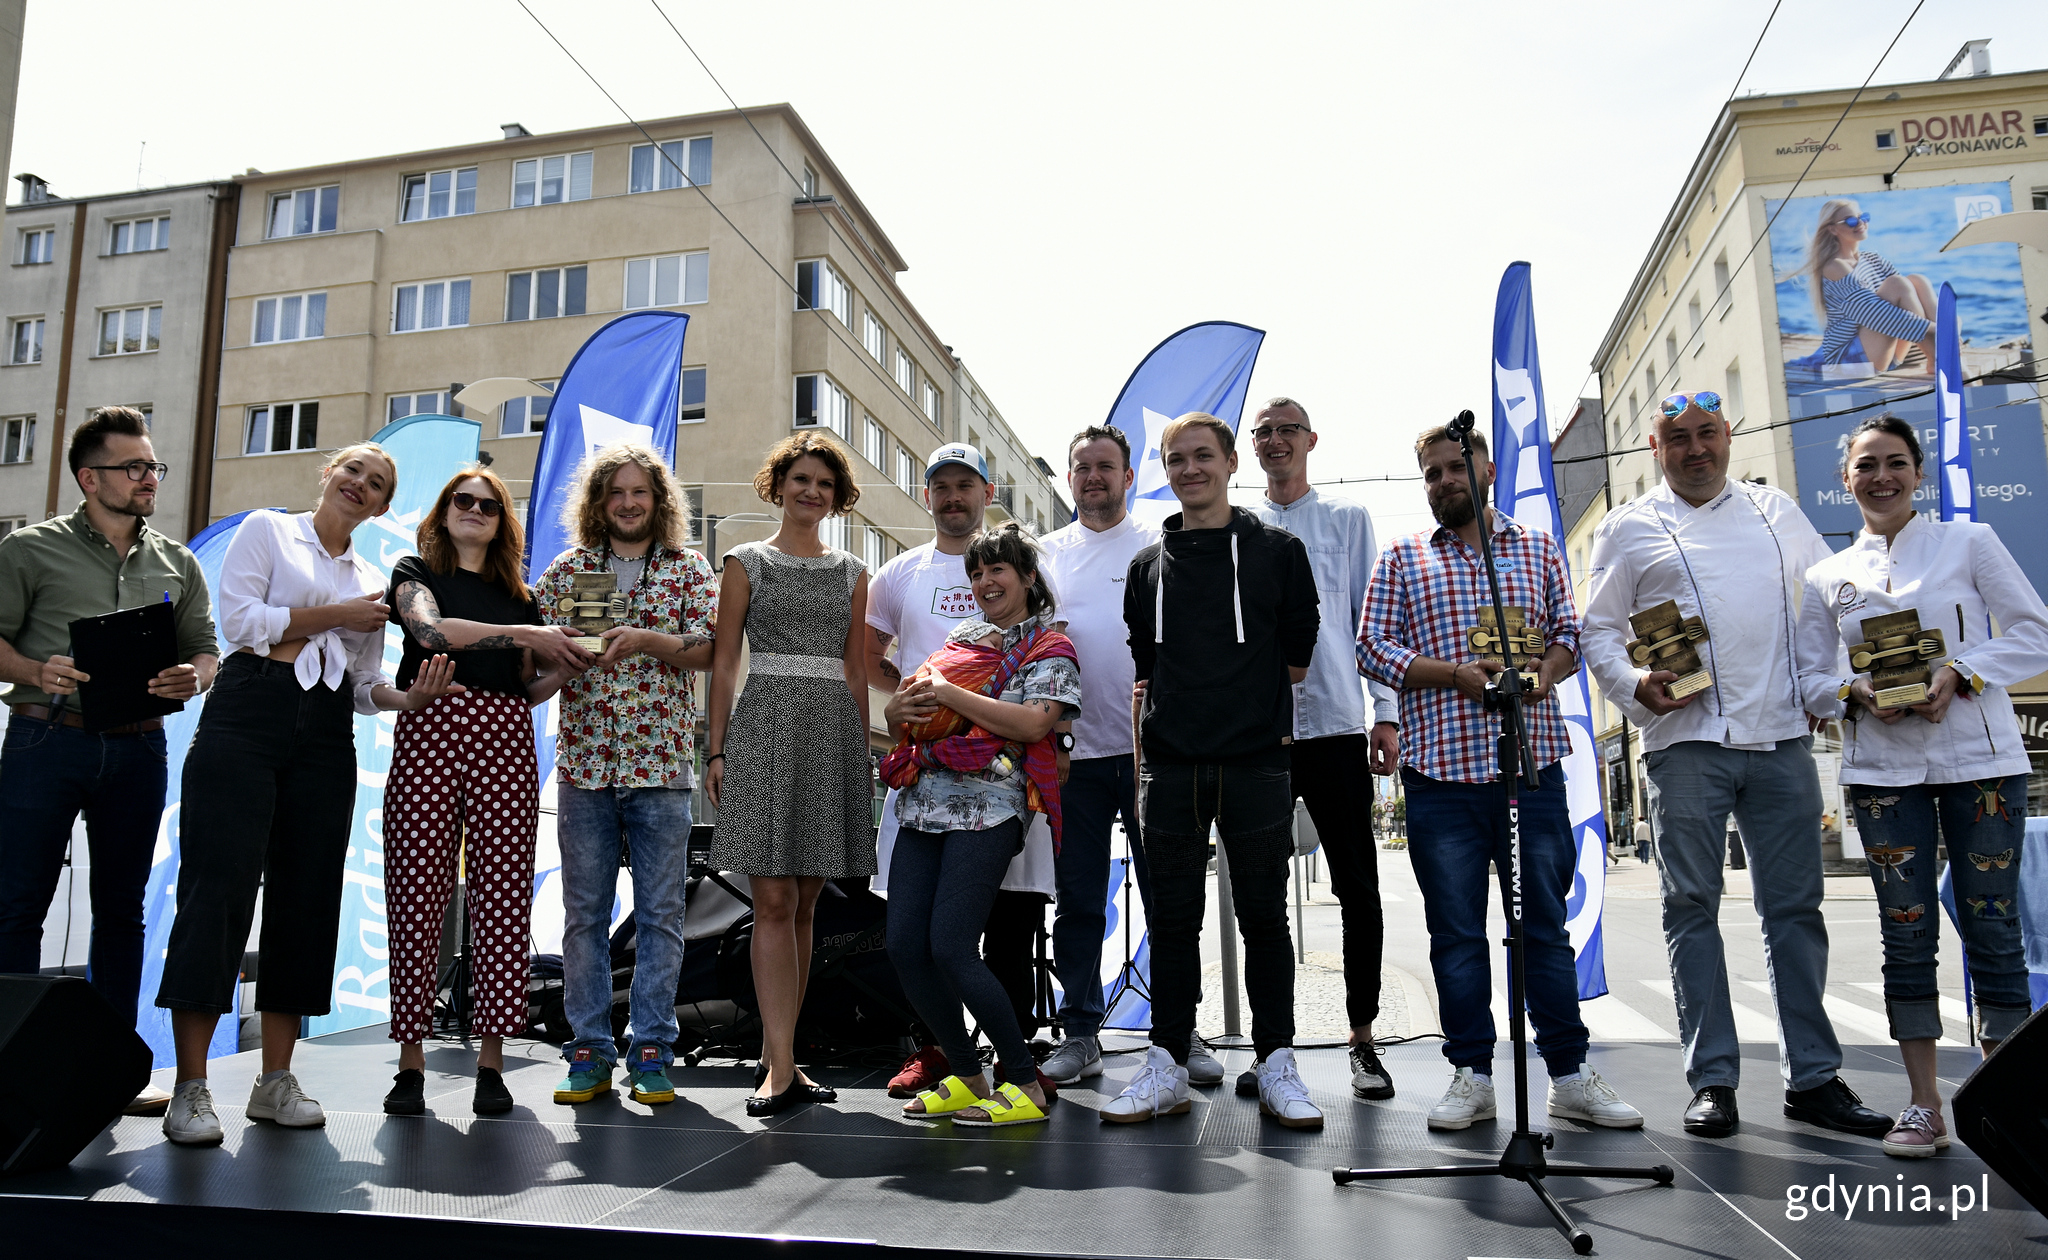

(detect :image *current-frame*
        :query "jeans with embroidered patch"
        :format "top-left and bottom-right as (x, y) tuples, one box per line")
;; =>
(1852, 775), (2029, 1043)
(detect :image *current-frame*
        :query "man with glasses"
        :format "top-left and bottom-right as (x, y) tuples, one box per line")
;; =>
(1248, 397), (1402, 1102)
(1582, 392), (1888, 1141)
(0, 407), (217, 1114)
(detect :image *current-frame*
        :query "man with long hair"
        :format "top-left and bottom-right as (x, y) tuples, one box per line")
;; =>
(534, 442), (717, 1108)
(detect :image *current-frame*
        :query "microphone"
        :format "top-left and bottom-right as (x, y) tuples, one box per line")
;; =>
(1446, 409), (1477, 439)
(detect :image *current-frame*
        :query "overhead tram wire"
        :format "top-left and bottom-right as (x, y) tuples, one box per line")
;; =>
(515, 1), (948, 447)
(1724, 0), (1787, 102)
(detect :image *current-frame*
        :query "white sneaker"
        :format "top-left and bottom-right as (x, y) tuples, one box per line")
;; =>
(162, 1079), (223, 1146)
(1040, 1035), (1103, 1085)
(247, 1070), (326, 1128)
(1100, 1046), (1192, 1123)
(1547, 1064), (1644, 1129)
(1185, 1045), (1224, 1086)
(1257, 1048), (1323, 1129)
(1427, 1067), (1497, 1131)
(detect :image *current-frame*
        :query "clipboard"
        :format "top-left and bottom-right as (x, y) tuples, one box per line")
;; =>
(69, 601), (185, 733)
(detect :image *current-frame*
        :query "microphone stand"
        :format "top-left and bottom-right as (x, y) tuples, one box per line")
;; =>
(1332, 409), (1671, 1257)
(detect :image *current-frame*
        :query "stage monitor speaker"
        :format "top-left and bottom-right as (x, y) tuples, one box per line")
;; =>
(1951, 1001), (2048, 1218)
(0, 975), (150, 1175)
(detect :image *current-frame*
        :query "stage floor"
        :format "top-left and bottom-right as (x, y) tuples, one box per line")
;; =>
(2, 1029), (2039, 1259)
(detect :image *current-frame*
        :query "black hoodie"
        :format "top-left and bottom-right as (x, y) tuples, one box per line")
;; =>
(1123, 506), (1320, 766)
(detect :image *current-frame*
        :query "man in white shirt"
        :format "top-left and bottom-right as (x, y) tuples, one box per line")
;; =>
(866, 443), (1055, 1097)
(1034, 425), (1167, 1087)
(1582, 393), (1889, 1142)
(1248, 397), (1402, 1103)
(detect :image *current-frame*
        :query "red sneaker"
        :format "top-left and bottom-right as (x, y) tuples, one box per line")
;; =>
(888, 1045), (949, 1099)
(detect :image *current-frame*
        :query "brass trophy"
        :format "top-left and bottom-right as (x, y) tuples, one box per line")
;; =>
(1626, 599), (1713, 699)
(557, 572), (626, 652)
(1466, 605), (1544, 691)
(1849, 609), (1946, 708)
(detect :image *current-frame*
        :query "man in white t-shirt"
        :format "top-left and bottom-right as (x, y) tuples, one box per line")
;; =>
(866, 442), (1056, 1097)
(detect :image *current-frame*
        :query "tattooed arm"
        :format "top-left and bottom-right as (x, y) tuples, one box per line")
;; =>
(394, 580), (594, 670)
(865, 626), (903, 690)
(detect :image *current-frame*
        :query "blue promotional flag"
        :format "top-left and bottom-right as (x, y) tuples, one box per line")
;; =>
(1104, 321), (1265, 523)
(307, 413), (481, 1036)
(1489, 261), (1610, 1001)
(1936, 283), (1976, 522)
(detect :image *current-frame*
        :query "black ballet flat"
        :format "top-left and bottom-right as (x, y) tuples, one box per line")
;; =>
(746, 1077), (808, 1118)
(800, 1080), (837, 1104)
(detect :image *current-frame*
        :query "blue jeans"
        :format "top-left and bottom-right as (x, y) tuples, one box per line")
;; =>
(557, 783), (691, 1069)
(1054, 755), (1152, 1038)
(0, 717), (166, 1026)
(1646, 737), (1840, 1091)
(1853, 776), (2030, 1043)
(1403, 763), (1588, 1078)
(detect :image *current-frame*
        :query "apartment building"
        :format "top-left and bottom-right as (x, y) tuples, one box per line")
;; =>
(0, 175), (237, 540)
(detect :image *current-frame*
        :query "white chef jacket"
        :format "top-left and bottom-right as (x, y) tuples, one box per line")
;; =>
(1582, 480), (1832, 753)
(1797, 515), (2048, 785)
(1039, 511), (1158, 760)
(217, 510), (387, 715)
(1254, 489), (1398, 740)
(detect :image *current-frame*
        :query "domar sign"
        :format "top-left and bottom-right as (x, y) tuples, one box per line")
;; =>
(1896, 111), (2032, 154)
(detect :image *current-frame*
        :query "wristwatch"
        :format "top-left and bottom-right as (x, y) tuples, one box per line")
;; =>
(1054, 730), (1075, 753)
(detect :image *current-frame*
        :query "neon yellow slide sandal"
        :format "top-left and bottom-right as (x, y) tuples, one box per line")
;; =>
(952, 1081), (1050, 1128)
(906, 1075), (986, 1117)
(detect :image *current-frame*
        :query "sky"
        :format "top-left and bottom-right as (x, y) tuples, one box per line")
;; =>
(12, 0), (2047, 537)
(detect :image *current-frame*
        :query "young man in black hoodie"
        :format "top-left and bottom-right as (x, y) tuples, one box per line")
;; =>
(1106, 412), (1324, 1129)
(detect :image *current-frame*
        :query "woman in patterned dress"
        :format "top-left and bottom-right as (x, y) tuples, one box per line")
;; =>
(705, 433), (874, 1117)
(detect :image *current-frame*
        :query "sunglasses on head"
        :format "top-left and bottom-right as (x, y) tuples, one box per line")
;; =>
(1659, 391), (1723, 419)
(451, 491), (503, 517)
(1836, 213), (1873, 229)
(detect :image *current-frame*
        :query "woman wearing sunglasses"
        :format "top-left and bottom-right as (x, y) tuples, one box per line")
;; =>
(1785, 198), (1936, 376)
(1795, 414), (2044, 1158)
(379, 468), (594, 1117)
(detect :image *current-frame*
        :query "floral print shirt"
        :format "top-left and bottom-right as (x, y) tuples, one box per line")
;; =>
(536, 543), (717, 790)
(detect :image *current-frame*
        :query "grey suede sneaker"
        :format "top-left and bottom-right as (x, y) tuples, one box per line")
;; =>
(1185, 1045), (1224, 1086)
(1040, 1035), (1103, 1085)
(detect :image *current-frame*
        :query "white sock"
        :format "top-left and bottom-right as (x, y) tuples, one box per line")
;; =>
(1470, 1071), (1491, 1083)
(1552, 1071), (1581, 1085)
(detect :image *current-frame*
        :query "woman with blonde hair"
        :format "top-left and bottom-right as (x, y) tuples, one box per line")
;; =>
(706, 431), (875, 1117)
(379, 466), (593, 1117)
(157, 444), (463, 1146)
(1785, 198), (1937, 374)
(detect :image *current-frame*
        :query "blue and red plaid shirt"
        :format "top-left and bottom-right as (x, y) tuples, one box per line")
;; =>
(1358, 511), (1580, 784)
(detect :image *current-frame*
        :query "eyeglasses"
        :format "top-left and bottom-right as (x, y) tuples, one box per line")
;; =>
(1658, 391), (1723, 419)
(1836, 213), (1873, 229)
(1250, 422), (1309, 443)
(451, 491), (503, 517)
(87, 461), (169, 482)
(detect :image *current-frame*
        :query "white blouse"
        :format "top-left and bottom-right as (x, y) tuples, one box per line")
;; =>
(1797, 515), (2048, 786)
(218, 509), (388, 715)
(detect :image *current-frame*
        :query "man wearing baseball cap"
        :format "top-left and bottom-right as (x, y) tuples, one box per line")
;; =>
(865, 443), (1058, 1098)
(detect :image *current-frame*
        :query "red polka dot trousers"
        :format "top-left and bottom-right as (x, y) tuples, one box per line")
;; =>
(383, 689), (539, 1044)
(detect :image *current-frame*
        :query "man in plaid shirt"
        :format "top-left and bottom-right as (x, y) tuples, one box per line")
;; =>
(1359, 424), (1641, 1133)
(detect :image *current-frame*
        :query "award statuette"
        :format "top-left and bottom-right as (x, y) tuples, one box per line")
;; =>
(1849, 609), (1946, 708)
(1626, 600), (1712, 699)
(557, 572), (627, 652)
(1466, 605), (1544, 690)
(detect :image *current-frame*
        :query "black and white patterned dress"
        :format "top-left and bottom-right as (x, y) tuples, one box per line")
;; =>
(709, 542), (877, 878)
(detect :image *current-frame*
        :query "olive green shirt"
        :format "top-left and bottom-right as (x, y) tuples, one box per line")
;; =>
(0, 503), (218, 716)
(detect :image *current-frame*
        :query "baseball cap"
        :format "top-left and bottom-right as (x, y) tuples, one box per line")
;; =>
(925, 442), (989, 483)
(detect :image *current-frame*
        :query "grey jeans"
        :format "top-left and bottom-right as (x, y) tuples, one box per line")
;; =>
(1645, 736), (1842, 1092)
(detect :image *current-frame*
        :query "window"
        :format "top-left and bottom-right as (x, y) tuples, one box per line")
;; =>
(862, 415), (884, 468)
(863, 312), (886, 361)
(392, 278), (470, 332)
(895, 445), (919, 495)
(2035, 116), (2047, 137)
(1687, 295), (1702, 332)
(894, 348), (914, 394)
(624, 252), (708, 308)
(244, 401), (318, 455)
(795, 259), (851, 325)
(628, 137), (712, 192)
(1641, 365), (1656, 402)
(1876, 129), (1897, 150)
(922, 380), (941, 425)
(801, 164), (819, 197)
(1626, 391), (1639, 436)
(98, 305), (161, 355)
(267, 185), (339, 238)
(794, 373), (850, 439)
(1, 416), (33, 464)
(506, 266), (587, 321)
(499, 382), (555, 437)
(1724, 361), (1745, 422)
(387, 392), (448, 424)
(821, 514), (848, 552)
(0, 517), (23, 539)
(10, 318), (43, 365)
(682, 485), (705, 545)
(863, 521), (885, 572)
(2034, 188), (2048, 212)
(1664, 331), (1678, 375)
(401, 167), (477, 221)
(681, 367), (706, 423)
(18, 228), (53, 264)
(512, 152), (592, 208)
(110, 217), (170, 255)
(253, 292), (326, 344)
(1712, 253), (1731, 304)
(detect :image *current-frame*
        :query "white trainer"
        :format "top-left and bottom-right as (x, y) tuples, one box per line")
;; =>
(1100, 1046), (1192, 1123)
(247, 1070), (326, 1128)
(1257, 1047), (1323, 1129)
(1547, 1064), (1644, 1129)
(1427, 1067), (1497, 1131)
(162, 1079), (224, 1146)
(1185, 1045), (1225, 1087)
(1040, 1035), (1103, 1085)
